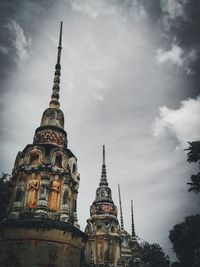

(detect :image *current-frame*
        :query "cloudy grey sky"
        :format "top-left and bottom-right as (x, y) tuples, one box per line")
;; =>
(0, 0), (200, 260)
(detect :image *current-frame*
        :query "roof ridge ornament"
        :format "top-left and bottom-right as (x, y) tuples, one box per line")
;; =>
(49, 21), (63, 109)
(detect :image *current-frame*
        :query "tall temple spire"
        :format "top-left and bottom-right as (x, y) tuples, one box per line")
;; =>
(131, 200), (136, 237)
(118, 184), (124, 231)
(99, 145), (108, 186)
(49, 21), (63, 109)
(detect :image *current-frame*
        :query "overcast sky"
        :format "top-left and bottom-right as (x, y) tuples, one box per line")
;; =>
(0, 0), (200, 261)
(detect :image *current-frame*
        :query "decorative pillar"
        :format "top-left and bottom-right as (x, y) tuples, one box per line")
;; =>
(104, 236), (109, 266)
(90, 238), (95, 265)
(35, 172), (49, 218)
(10, 179), (25, 219)
(73, 184), (80, 228)
(115, 237), (121, 266)
(60, 177), (70, 222)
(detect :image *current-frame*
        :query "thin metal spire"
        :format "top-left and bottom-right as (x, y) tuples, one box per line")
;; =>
(131, 199), (136, 237)
(100, 145), (108, 186)
(118, 184), (124, 231)
(49, 21), (63, 109)
(103, 144), (105, 165)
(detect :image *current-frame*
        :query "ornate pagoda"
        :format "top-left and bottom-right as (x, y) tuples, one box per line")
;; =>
(118, 186), (141, 267)
(0, 22), (86, 267)
(85, 145), (121, 267)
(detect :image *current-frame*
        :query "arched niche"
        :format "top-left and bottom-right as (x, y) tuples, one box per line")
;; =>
(29, 150), (41, 166)
(68, 157), (78, 175)
(54, 153), (63, 168)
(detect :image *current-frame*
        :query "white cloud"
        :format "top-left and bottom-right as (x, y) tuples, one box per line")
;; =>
(156, 43), (197, 74)
(156, 43), (183, 66)
(70, 0), (117, 19)
(6, 19), (32, 63)
(152, 96), (200, 148)
(70, 0), (147, 23)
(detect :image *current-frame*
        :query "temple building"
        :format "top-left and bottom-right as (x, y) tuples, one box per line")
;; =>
(85, 146), (121, 266)
(0, 22), (141, 267)
(0, 22), (86, 267)
(118, 186), (141, 267)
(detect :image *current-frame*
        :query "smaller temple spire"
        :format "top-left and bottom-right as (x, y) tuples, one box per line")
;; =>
(49, 21), (63, 109)
(131, 200), (136, 237)
(118, 184), (124, 231)
(99, 145), (108, 186)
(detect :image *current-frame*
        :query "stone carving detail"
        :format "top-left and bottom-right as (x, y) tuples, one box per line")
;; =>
(62, 190), (68, 205)
(41, 108), (64, 128)
(39, 183), (48, 200)
(34, 129), (66, 146)
(26, 173), (40, 208)
(90, 203), (117, 216)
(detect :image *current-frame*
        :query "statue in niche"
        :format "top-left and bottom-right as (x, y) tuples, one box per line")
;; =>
(48, 175), (60, 211)
(26, 173), (40, 208)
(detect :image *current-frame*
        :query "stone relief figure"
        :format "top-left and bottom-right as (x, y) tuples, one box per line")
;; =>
(26, 173), (40, 208)
(48, 175), (60, 211)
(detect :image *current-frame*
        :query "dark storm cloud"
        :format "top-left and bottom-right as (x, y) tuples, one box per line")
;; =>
(144, 0), (200, 97)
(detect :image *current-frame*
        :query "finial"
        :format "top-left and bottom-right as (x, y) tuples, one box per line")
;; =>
(103, 144), (105, 165)
(118, 184), (124, 231)
(100, 145), (108, 186)
(49, 21), (63, 109)
(131, 200), (136, 237)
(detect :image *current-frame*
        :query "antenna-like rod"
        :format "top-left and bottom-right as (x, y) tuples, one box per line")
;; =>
(131, 200), (136, 237)
(57, 21), (62, 65)
(100, 145), (108, 186)
(49, 21), (63, 109)
(118, 184), (124, 231)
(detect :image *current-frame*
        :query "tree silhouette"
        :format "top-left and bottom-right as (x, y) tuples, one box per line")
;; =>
(0, 172), (12, 221)
(140, 242), (170, 267)
(169, 215), (200, 267)
(185, 141), (200, 194)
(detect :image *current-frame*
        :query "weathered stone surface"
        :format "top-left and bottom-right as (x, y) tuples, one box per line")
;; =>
(0, 222), (86, 267)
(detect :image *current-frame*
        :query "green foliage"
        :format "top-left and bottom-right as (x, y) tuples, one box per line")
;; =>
(185, 141), (200, 194)
(140, 242), (170, 267)
(169, 215), (200, 267)
(0, 172), (12, 221)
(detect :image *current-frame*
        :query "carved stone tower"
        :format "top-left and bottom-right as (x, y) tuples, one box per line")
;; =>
(118, 185), (132, 267)
(128, 200), (141, 267)
(0, 22), (86, 267)
(85, 146), (121, 267)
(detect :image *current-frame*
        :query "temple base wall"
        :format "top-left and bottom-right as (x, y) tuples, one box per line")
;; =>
(0, 222), (85, 267)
